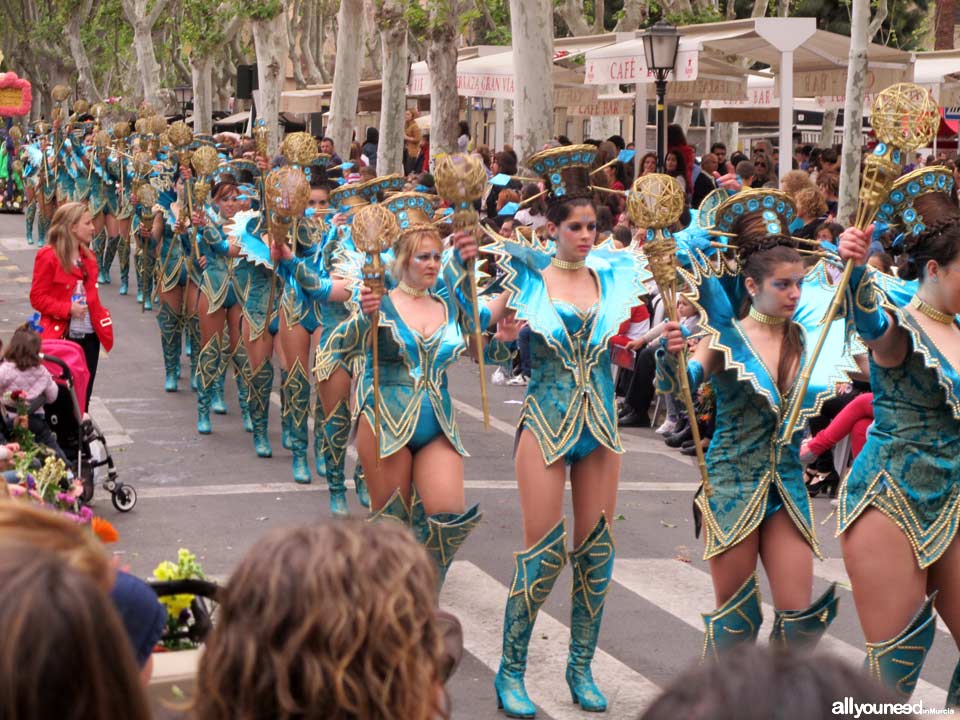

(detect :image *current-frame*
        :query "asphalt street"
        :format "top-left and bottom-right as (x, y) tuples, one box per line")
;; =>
(0, 210), (955, 719)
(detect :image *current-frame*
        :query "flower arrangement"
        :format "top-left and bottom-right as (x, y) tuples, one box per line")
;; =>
(152, 549), (206, 650)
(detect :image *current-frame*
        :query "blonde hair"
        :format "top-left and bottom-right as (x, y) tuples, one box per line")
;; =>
(780, 170), (814, 199)
(0, 501), (114, 591)
(390, 228), (441, 283)
(193, 521), (446, 720)
(796, 187), (827, 220)
(46, 201), (92, 273)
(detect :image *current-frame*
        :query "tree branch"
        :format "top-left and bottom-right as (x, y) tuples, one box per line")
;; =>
(868, 0), (888, 37)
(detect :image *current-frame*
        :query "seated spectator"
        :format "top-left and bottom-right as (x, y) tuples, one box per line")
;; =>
(193, 521), (456, 720)
(800, 391), (874, 466)
(0, 548), (152, 720)
(641, 645), (904, 720)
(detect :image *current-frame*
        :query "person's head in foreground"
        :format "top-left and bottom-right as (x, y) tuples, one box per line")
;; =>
(193, 521), (450, 720)
(640, 645), (911, 720)
(0, 547), (151, 720)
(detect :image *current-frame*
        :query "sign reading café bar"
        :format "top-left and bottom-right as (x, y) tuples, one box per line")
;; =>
(584, 47), (700, 85)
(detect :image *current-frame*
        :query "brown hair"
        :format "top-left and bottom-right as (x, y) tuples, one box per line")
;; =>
(900, 191), (960, 281)
(46, 201), (92, 273)
(193, 521), (446, 720)
(795, 187), (827, 221)
(0, 501), (114, 591)
(496, 189), (521, 211)
(4, 324), (42, 370)
(780, 169), (814, 199)
(0, 546), (151, 720)
(817, 171), (839, 197)
(734, 212), (804, 394)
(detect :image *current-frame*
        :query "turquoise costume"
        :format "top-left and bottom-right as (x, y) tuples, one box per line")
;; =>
(155, 191), (190, 391)
(836, 167), (960, 700)
(654, 193), (850, 661)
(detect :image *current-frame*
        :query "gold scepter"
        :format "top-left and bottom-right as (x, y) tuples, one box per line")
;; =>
(780, 82), (940, 443)
(136, 183), (158, 313)
(280, 132), (320, 259)
(352, 203), (399, 466)
(263, 166), (312, 340)
(434, 153), (491, 429)
(628, 174), (712, 496)
(159, 121), (195, 290)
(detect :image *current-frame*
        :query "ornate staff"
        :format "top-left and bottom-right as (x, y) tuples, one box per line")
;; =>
(188, 144), (220, 269)
(262, 166), (311, 340)
(136, 183), (158, 313)
(280, 131), (320, 258)
(780, 82), (939, 443)
(628, 174), (712, 496)
(351, 203), (399, 465)
(434, 153), (490, 428)
(161, 121), (195, 282)
(49, 85), (71, 176)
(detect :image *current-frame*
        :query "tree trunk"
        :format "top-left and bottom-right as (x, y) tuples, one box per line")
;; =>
(252, 12), (290, 155)
(120, 0), (170, 107)
(556, 0), (592, 35)
(65, 0), (102, 101)
(594, 0), (605, 32)
(510, 0), (554, 161)
(427, 6), (459, 157)
(289, 0), (307, 89)
(819, 108), (838, 148)
(376, 0), (407, 175)
(715, 121), (738, 156)
(935, 0), (956, 49)
(673, 105), (693, 135)
(838, 0), (888, 224)
(614, 0), (646, 30)
(191, 54), (214, 134)
(329, 0), (364, 156)
(301, 0), (322, 84)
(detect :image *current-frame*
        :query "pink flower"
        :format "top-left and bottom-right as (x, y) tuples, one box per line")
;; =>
(78, 506), (94, 523)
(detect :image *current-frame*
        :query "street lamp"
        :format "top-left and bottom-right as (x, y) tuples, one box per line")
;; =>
(641, 20), (680, 172)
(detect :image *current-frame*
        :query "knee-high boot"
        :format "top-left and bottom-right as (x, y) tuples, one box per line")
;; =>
(701, 572), (763, 661)
(321, 398), (351, 517)
(100, 234), (120, 285)
(118, 233), (131, 295)
(566, 515), (615, 712)
(312, 391), (327, 476)
(140, 251), (154, 311)
(25, 201), (35, 245)
(280, 369), (293, 449)
(195, 334), (223, 434)
(947, 659), (960, 707)
(494, 520), (568, 718)
(37, 212), (50, 246)
(283, 360), (311, 483)
(368, 487), (410, 524)
(231, 343), (253, 432)
(156, 303), (182, 392)
(354, 464), (370, 508)
(135, 252), (144, 304)
(247, 359), (274, 458)
(185, 312), (201, 392)
(769, 583), (839, 651)
(410, 490), (482, 589)
(211, 342), (229, 414)
(94, 229), (108, 283)
(865, 594), (937, 699)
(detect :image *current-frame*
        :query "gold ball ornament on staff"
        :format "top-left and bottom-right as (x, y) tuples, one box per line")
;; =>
(90, 102), (107, 130)
(253, 119), (269, 158)
(281, 132), (319, 168)
(190, 145), (219, 205)
(51, 85), (70, 106)
(352, 203), (399, 464)
(263, 166), (311, 239)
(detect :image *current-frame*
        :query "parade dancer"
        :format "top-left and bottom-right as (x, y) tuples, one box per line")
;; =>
(316, 194), (515, 583)
(836, 168), (960, 701)
(101, 136), (135, 293)
(657, 190), (858, 662)
(448, 146), (649, 716)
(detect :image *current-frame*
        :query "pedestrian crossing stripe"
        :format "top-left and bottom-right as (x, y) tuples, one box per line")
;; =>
(439, 560), (949, 718)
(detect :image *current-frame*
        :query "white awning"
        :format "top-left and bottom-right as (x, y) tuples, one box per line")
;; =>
(914, 50), (960, 106)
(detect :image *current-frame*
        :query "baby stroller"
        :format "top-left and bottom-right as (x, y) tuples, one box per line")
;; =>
(40, 339), (137, 512)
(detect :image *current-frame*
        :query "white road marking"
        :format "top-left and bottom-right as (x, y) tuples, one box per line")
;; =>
(443, 561), (662, 719)
(614, 559), (947, 708)
(88, 396), (134, 447)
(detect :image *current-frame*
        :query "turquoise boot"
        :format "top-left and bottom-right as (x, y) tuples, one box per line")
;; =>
(410, 491), (482, 589)
(156, 303), (182, 392)
(770, 583), (839, 650)
(211, 372), (227, 414)
(25, 202), (35, 245)
(117, 233), (131, 295)
(865, 594), (937, 699)
(947, 659), (960, 708)
(566, 515), (614, 712)
(322, 398), (351, 517)
(701, 572), (763, 661)
(195, 334), (222, 434)
(92, 227), (106, 280)
(354, 465), (370, 508)
(231, 344), (253, 432)
(283, 360), (312, 483)
(141, 252), (154, 310)
(185, 313), (200, 392)
(313, 394), (327, 476)
(494, 520), (567, 718)
(369, 488), (410, 523)
(37, 213), (50, 246)
(100, 234), (120, 285)
(280, 369), (293, 449)
(135, 253), (143, 304)
(247, 360), (274, 458)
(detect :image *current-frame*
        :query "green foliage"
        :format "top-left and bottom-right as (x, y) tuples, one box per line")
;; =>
(182, 0), (237, 58)
(234, 0), (282, 21)
(785, 0), (930, 49)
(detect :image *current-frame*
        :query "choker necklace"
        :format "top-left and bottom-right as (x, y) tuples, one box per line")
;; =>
(749, 305), (787, 326)
(911, 295), (955, 325)
(398, 281), (429, 298)
(551, 257), (586, 271)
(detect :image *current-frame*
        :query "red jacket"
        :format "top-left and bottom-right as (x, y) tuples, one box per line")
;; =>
(30, 245), (113, 352)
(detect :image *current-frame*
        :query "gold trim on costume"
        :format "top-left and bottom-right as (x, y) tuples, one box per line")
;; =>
(748, 305), (786, 326)
(550, 256), (587, 271)
(910, 295), (955, 325)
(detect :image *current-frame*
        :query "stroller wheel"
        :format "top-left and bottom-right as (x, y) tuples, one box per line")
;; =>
(111, 484), (137, 512)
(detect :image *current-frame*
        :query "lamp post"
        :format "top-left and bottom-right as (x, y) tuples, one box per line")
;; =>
(641, 20), (680, 172)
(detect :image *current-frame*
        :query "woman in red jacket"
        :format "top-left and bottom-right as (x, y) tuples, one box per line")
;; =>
(30, 201), (113, 408)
